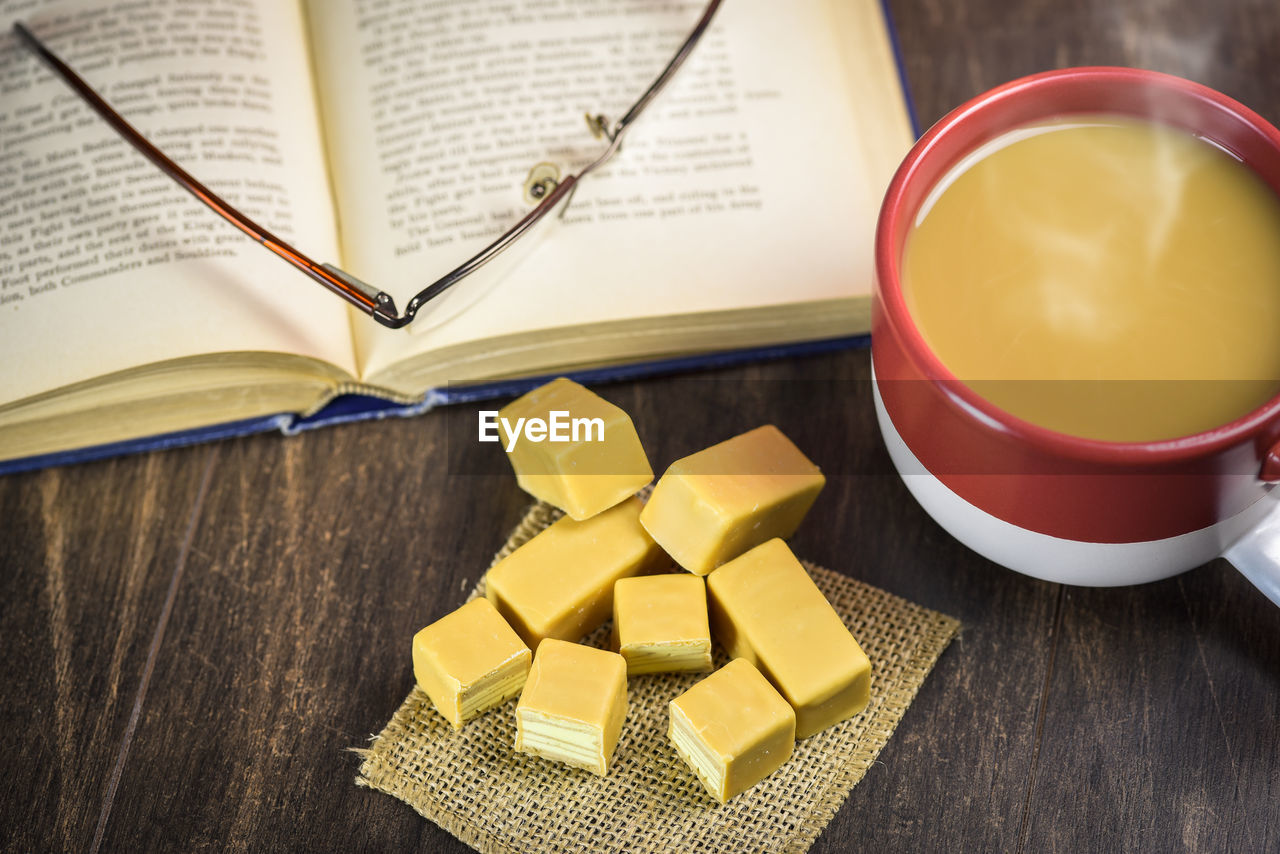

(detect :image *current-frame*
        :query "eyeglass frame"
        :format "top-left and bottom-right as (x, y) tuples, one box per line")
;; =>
(11, 0), (722, 329)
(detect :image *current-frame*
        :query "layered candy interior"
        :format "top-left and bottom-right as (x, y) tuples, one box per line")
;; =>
(515, 709), (609, 775)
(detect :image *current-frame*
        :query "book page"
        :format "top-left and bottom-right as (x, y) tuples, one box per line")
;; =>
(0, 0), (352, 408)
(306, 0), (888, 382)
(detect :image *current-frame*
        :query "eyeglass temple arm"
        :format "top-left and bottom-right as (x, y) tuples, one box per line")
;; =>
(395, 0), (723, 315)
(11, 21), (404, 327)
(603, 0), (723, 151)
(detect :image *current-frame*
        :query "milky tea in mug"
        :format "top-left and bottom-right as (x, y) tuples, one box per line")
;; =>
(901, 114), (1280, 442)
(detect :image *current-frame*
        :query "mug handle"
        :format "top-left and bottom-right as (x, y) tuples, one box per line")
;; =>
(1223, 444), (1280, 607)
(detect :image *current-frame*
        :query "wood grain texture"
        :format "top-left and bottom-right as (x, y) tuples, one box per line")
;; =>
(92, 414), (532, 852)
(3, 1), (1280, 851)
(1022, 567), (1280, 853)
(887, 0), (1280, 130)
(0, 448), (212, 853)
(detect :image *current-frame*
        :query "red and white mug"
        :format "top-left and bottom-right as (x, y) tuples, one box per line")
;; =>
(872, 67), (1280, 604)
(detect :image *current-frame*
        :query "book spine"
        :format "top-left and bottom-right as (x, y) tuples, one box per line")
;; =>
(0, 415), (292, 476)
(877, 0), (923, 138)
(0, 336), (869, 474)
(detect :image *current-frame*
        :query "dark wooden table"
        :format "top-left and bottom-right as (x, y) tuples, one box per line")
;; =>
(5, 1), (1279, 851)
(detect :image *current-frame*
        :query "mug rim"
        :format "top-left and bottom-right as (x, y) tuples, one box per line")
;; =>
(875, 65), (1280, 465)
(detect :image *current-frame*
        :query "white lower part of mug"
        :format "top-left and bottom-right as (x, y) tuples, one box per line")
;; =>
(871, 364), (1280, 604)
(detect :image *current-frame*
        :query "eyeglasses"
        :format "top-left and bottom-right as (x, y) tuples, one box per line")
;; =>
(11, 1), (721, 330)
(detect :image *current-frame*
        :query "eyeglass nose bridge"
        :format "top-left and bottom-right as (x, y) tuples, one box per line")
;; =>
(521, 109), (625, 207)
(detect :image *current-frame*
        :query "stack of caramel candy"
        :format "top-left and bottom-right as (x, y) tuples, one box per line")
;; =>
(410, 378), (869, 803)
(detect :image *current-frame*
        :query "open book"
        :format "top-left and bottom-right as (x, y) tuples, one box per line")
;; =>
(0, 0), (913, 469)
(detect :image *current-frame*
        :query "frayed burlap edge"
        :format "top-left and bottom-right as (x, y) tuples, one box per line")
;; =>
(355, 502), (960, 854)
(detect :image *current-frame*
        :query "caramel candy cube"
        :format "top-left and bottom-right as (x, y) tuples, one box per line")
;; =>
(515, 639), (628, 775)
(497, 377), (653, 520)
(707, 539), (871, 739)
(668, 658), (796, 803)
(639, 425), (824, 576)
(612, 574), (712, 675)
(486, 496), (667, 647)
(412, 598), (532, 729)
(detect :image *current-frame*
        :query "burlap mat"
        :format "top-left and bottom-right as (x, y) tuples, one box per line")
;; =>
(356, 502), (960, 854)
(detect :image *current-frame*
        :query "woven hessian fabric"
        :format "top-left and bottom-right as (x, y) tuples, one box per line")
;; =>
(357, 502), (960, 854)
